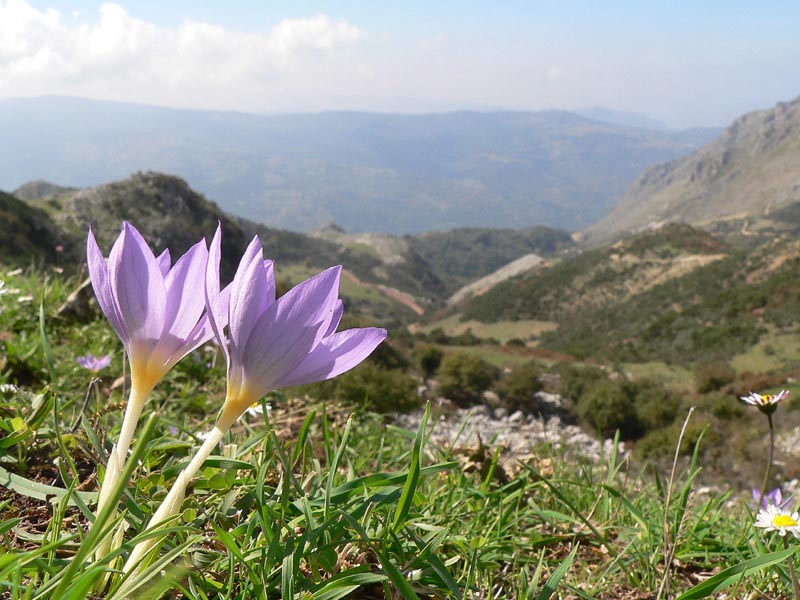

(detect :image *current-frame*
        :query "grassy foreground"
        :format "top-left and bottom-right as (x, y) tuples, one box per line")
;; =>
(1, 267), (798, 599)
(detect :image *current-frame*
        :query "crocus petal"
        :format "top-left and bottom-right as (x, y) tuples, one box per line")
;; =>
(163, 282), (232, 373)
(241, 313), (321, 396)
(87, 229), (129, 343)
(238, 266), (341, 377)
(108, 222), (167, 348)
(272, 266), (342, 347)
(228, 237), (272, 362)
(324, 300), (344, 337)
(205, 224), (229, 364)
(156, 249), (171, 276)
(274, 327), (387, 388)
(163, 239), (208, 341)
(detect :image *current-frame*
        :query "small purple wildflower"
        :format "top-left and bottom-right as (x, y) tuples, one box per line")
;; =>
(752, 487), (792, 510)
(76, 354), (112, 373)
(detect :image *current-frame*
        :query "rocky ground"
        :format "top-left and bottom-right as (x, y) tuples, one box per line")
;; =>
(394, 392), (627, 480)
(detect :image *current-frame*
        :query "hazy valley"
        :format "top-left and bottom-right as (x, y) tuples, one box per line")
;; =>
(0, 96), (718, 234)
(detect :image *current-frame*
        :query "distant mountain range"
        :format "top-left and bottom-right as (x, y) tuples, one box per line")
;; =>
(585, 96), (800, 244)
(573, 107), (669, 131)
(0, 96), (717, 234)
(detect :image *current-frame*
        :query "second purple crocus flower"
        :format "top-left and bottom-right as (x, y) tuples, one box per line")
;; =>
(206, 226), (388, 430)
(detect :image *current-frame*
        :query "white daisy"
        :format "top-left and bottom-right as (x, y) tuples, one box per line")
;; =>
(755, 504), (800, 538)
(740, 390), (789, 414)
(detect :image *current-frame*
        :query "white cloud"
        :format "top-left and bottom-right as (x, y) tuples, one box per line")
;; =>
(546, 67), (567, 79)
(0, 1), (367, 107)
(417, 33), (445, 51)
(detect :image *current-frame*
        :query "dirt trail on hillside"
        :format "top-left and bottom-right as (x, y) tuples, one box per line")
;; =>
(342, 270), (425, 315)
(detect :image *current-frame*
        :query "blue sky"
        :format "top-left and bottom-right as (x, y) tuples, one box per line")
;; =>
(5, 0), (800, 127)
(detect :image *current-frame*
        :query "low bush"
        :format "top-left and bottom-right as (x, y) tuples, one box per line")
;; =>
(415, 344), (444, 379)
(630, 379), (681, 431)
(437, 352), (499, 407)
(576, 379), (641, 439)
(694, 360), (737, 393)
(300, 363), (420, 413)
(496, 360), (544, 412)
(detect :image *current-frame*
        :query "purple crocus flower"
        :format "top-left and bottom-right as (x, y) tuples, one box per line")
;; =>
(87, 222), (224, 558)
(87, 222), (216, 397)
(124, 225), (387, 571)
(206, 225), (387, 429)
(76, 353), (112, 373)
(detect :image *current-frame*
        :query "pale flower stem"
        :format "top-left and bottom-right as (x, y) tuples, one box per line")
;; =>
(122, 425), (228, 573)
(758, 413), (775, 511)
(115, 384), (149, 467)
(93, 384), (148, 561)
(784, 537), (800, 599)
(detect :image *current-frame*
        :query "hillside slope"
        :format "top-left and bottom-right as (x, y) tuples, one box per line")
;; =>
(410, 226), (573, 293)
(586, 96), (800, 244)
(0, 191), (72, 266)
(450, 220), (800, 364)
(20, 173), (446, 323)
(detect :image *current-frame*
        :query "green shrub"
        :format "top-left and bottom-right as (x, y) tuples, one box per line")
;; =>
(576, 379), (641, 439)
(496, 360), (544, 412)
(415, 344), (444, 379)
(556, 364), (607, 403)
(694, 360), (736, 393)
(635, 420), (713, 461)
(628, 379), (681, 431)
(437, 352), (499, 407)
(450, 330), (481, 346)
(300, 364), (420, 413)
(428, 327), (451, 344)
(365, 339), (410, 371)
(703, 391), (745, 420)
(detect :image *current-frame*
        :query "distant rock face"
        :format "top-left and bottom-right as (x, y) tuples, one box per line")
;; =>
(585, 96), (800, 245)
(447, 253), (545, 305)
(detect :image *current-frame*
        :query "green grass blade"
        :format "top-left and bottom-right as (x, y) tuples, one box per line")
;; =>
(292, 408), (316, 465)
(373, 546), (420, 600)
(537, 543), (578, 600)
(43, 414), (159, 599)
(38, 301), (56, 383)
(675, 546), (798, 600)
(325, 415), (353, 523)
(0, 465), (97, 506)
(108, 537), (196, 600)
(393, 401), (429, 534)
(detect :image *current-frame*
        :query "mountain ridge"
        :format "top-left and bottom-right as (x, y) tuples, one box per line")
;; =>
(0, 95), (718, 234)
